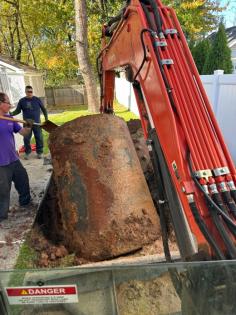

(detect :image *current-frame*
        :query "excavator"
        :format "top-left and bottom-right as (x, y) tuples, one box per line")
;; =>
(98, 0), (236, 313)
(98, 0), (236, 262)
(2, 1), (233, 313)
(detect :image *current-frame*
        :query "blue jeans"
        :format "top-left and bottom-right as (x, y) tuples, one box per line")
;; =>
(24, 125), (43, 154)
(0, 160), (31, 220)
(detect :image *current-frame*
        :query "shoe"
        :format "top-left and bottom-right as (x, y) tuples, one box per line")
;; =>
(37, 154), (43, 159)
(20, 199), (34, 209)
(0, 217), (8, 223)
(24, 154), (30, 160)
(0, 219), (11, 229)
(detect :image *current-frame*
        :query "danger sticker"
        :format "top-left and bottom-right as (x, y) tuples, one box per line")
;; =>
(5, 285), (78, 305)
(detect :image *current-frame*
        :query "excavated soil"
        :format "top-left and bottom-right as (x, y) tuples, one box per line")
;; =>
(116, 272), (181, 315)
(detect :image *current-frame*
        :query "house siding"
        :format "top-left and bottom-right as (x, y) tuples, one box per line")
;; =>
(231, 45), (236, 74)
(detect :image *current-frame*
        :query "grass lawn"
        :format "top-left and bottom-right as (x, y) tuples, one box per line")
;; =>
(41, 102), (139, 154)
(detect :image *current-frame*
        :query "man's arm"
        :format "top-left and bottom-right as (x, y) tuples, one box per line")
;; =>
(38, 98), (48, 120)
(10, 101), (22, 116)
(15, 119), (33, 137)
(18, 127), (31, 137)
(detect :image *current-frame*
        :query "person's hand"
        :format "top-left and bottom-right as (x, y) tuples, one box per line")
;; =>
(23, 119), (34, 128)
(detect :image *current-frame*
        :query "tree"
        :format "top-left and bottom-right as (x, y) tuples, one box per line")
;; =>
(164, 0), (223, 41)
(74, 0), (99, 112)
(202, 23), (233, 74)
(191, 39), (211, 74)
(0, 0), (30, 62)
(0, 0), (78, 86)
(87, 1), (123, 70)
(0, 0), (227, 88)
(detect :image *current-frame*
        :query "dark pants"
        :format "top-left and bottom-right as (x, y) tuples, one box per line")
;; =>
(0, 160), (31, 220)
(24, 125), (43, 154)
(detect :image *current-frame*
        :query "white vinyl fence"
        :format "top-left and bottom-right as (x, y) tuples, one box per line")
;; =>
(115, 70), (236, 164)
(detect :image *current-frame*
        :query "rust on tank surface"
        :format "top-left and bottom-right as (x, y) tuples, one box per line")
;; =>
(49, 114), (161, 260)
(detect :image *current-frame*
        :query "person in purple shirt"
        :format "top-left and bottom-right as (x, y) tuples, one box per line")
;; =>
(0, 92), (33, 223)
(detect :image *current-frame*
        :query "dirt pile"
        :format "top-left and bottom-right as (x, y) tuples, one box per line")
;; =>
(117, 272), (181, 315)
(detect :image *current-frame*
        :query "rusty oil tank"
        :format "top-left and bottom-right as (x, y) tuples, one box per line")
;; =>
(49, 115), (161, 260)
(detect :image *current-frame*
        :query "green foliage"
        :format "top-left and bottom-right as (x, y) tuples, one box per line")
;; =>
(87, 0), (223, 71)
(14, 240), (38, 270)
(0, 0), (227, 85)
(87, 0), (124, 72)
(23, 0), (77, 86)
(0, 0), (77, 86)
(163, 0), (223, 41)
(202, 23), (233, 74)
(191, 39), (211, 74)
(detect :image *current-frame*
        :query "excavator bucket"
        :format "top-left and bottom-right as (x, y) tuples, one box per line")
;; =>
(39, 114), (161, 261)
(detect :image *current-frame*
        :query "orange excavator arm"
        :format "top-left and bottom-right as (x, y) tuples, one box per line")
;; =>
(98, 0), (236, 261)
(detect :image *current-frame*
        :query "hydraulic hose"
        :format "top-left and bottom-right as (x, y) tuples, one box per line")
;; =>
(230, 190), (236, 205)
(209, 206), (236, 259)
(222, 191), (236, 219)
(141, 0), (163, 36)
(105, 6), (127, 36)
(212, 192), (236, 238)
(133, 29), (150, 81)
(189, 156), (236, 231)
(189, 200), (225, 260)
(141, 3), (156, 30)
(149, 145), (172, 262)
(211, 193), (229, 215)
(140, 4), (178, 114)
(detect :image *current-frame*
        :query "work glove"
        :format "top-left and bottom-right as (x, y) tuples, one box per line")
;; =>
(23, 119), (34, 128)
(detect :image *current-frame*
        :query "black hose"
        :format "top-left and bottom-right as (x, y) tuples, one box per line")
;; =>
(211, 193), (229, 215)
(141, 3), (156, 30)
(141, 0), (163, 35)
(222, 191), (236, 219)
(189, 157), (236, 230)
(141, 2), (178, 115)
(212, 192), (236, 238)
(210, 207), (236, 259)
(149, 146), (172, 262)
(107, 12), (123, 27)
(133, 29), (151, 81)
(189, 201), (225, 260)
(230, 190), (236, 204)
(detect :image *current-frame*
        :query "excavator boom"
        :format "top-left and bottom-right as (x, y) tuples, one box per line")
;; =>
(98, 0), (236, 260)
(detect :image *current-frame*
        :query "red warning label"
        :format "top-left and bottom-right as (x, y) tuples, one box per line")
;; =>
(5, 285), (78, 305)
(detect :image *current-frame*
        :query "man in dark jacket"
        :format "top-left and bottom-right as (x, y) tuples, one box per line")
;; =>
(10, 85), (48, 159)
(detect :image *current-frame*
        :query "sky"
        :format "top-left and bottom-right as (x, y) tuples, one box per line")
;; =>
(220, 0), (236, 27)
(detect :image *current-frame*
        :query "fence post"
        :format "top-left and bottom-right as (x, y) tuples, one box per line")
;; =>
(52, 87), (56, 106)
(212, 70), (224, 116)
(128, 82), (132, 111)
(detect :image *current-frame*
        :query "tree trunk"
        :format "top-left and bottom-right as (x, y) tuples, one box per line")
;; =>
(15, 12), (22, 61)
(74, 0), (99, 113)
